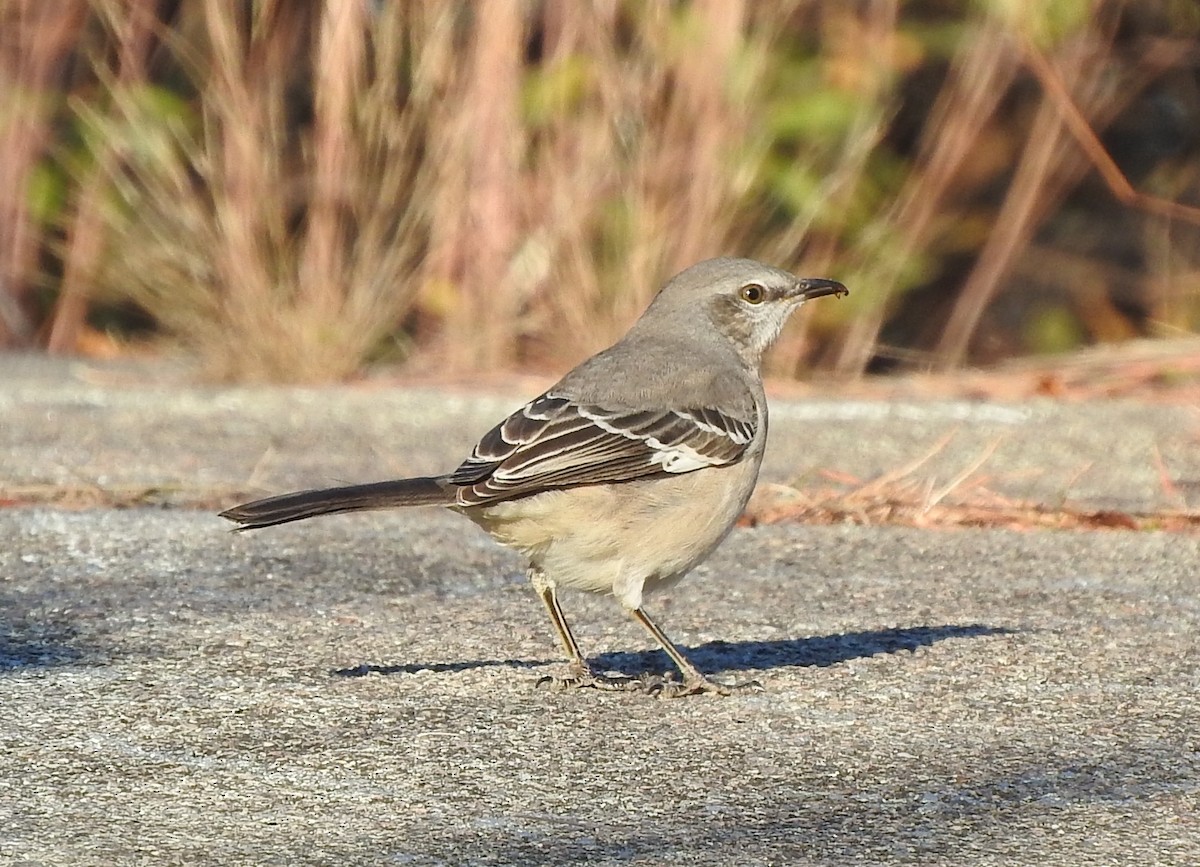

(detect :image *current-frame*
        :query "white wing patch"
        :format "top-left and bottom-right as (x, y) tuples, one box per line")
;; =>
(646, 443), (715, 473)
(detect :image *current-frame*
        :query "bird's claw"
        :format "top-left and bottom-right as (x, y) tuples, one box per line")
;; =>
(536, 668), (762, 697)
(647, 674), (764, 698)
(535, 669), (643, 692)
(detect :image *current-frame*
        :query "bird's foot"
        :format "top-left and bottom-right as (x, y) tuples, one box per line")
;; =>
(535, 666), (763, 697)
(535, 666), (643, 692)
(642, 672), (765, 698)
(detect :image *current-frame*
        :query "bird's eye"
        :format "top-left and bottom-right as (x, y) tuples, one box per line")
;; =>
(739, 283), (766, 304)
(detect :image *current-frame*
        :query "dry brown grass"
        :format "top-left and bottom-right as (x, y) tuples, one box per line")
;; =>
(6, 465), (1197, 535)
(742, 431), (1200, 534)
(60, 2), (439, 381)
(0, 1), (1197, 380)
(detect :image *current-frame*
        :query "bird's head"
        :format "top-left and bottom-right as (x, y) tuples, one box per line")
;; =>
(643, 257), (848, 369)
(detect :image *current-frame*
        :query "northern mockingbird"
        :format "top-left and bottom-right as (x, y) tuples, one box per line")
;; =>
(221, 257), (847, 696)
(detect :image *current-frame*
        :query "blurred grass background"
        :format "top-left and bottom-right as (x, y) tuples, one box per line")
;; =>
(0, 0), (1197, 383)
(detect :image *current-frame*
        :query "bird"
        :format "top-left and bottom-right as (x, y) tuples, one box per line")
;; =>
(220, 257), (847, 696)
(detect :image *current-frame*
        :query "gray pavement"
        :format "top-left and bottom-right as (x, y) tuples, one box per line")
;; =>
(1, 353), (1198, 865)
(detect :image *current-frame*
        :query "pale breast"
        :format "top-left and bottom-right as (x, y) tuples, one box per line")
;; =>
(462, 454), (761, 609)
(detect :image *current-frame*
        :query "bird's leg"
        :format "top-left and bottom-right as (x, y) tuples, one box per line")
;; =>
(529, 569), (637, 691)
(531, 569), (588, 675)
(629, 606), (762, 697)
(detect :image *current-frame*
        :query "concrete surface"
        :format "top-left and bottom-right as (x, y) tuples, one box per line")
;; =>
(2, 354), (1198, 512)
(1, 354), (1198, 865)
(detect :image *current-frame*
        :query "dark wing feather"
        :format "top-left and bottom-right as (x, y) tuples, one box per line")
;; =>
(449, 392), (757, 507)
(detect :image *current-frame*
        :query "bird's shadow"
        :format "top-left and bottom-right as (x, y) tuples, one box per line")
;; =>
(333, 623), (1014, 679)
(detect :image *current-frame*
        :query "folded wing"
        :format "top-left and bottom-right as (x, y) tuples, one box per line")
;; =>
(450, 393), (756, 506)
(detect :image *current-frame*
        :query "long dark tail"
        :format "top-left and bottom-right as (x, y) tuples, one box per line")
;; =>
(219, 477), (453, 530)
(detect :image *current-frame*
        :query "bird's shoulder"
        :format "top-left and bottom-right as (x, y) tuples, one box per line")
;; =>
(551, 332), (760, 419)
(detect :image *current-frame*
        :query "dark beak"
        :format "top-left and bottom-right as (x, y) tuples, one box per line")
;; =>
(795, 277), (848, 301)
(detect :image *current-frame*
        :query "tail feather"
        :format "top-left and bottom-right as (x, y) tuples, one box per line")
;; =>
(220, 477), (452, 530)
